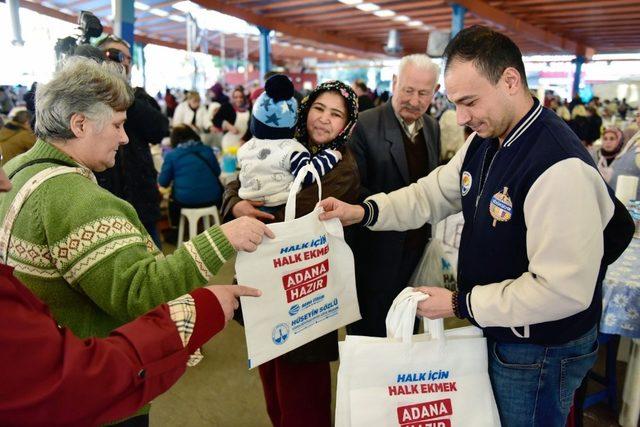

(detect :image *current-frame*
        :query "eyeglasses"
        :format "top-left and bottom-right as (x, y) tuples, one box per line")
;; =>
(105, 47), (132, 63)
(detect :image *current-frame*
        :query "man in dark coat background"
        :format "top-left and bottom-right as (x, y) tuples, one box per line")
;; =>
(348, 54), (441, 337)
(94, 36), (169, 248)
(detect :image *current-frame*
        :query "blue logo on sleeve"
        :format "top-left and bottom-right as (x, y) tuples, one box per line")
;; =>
(272, 323), (290, 345)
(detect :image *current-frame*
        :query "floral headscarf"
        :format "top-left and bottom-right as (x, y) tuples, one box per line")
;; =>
(295, 80), (359, 155)
(601, 127), (624, 161)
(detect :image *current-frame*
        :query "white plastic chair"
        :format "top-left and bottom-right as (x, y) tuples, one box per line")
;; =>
(177, 205), (221, 247)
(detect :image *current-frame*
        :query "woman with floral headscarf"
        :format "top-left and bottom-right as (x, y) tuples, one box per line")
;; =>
(593, 126), (625, 182)
(221, 80), (360, 427)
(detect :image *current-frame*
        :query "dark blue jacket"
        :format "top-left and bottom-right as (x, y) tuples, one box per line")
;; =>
(158, 141), (222, 206)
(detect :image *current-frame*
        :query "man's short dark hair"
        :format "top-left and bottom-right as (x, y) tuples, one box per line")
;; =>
(443, 25), (528, 89)
(170, 124), (201, 148)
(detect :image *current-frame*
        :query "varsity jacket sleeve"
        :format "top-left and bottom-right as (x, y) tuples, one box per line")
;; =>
(290, 149), (341, 185)
(458, 158), (615, 328)
(0, 266), (225, 427)
(37, 175), (236, 321)
(360, 135), (471, 230)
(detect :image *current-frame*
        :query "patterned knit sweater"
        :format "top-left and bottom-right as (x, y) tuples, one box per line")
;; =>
(0, 140), (235, 340)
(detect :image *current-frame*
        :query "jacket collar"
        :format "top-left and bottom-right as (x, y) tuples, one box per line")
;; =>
(503, 97), (543, 148)
(29, 139), (79, 165)
(382, 101), (410, 184)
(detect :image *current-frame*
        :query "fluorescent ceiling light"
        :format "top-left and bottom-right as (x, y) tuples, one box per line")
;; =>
(591, 53), (640, 61)
(317, 48), (326, 53)
(338, 0), (363, 5)
(134, 1), (150, 11)
(356, 3), (380, 12)
(149, 8), (169, 17)
(293, 44), (303, 49)
(172, 1), (200, 14)
(168, 15), (186, 22)
(374, 9), (396, 17)
(280, 41), (291, 47)
(275, 31), (284, 37)
(406, 20), (423, 27)
(198, 9), (260, 36)
(60, 8), (72, 14)
(393, 15), (410, 22)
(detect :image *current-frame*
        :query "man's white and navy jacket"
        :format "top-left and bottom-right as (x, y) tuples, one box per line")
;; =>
(360, 98), (633, 345)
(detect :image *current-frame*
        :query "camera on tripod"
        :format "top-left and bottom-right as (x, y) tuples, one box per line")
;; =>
(54, 11), (103, 61)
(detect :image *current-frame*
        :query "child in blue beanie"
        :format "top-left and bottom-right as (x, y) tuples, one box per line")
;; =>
(237, 74), (341, 212)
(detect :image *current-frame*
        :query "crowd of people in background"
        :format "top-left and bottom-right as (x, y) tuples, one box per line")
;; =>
(2, 59), (638, 260)
(1, 24), (639, 427)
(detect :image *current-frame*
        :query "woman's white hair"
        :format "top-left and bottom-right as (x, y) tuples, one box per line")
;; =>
(35, 56), (133, 141)
(398, 54), (441, 83)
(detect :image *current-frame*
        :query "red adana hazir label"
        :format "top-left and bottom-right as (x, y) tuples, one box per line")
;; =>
(397, 398), (452, 427)
(282, 259), (328, 303)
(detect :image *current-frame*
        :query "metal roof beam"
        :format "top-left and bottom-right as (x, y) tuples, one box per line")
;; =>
(504, 0), (638, 13)
(446, 0), (595, 58)
(192, 0), (383, 55)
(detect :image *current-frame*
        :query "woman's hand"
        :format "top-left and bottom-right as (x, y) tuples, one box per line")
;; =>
(318, 197), (365, 226)
(220, 216), (275, 252)
(204, 285), (261, 322)
(231, 200), (275, 221)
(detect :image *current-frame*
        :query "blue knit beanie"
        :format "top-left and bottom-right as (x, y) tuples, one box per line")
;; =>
(250, 74), (298, 140)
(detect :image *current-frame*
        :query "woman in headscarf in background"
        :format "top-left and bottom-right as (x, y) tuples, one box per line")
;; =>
(221, 80), (360, 427)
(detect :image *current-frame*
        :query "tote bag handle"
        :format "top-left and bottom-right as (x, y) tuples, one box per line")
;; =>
(284, 164), (322, 222)
(385, 288), (445, 343)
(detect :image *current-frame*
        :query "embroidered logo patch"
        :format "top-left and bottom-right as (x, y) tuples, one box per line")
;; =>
(489, 187), (513, 226)
(461, 171), (472, 196)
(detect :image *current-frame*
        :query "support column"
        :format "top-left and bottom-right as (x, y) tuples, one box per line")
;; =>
(258, 26), (271, 85)
(111, 0), (135, 48)
(243, 34), (249, 86)
(137, 43), (146, 88)
(572, 55), (585, 98)
(220, 32), (226, 80)
(450, 4), (466, 39)
(8, 0), (24, 46)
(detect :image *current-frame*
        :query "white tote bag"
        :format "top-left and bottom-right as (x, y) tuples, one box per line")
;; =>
(236, 165), (361, 368)
(336, 288), (501, 427)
